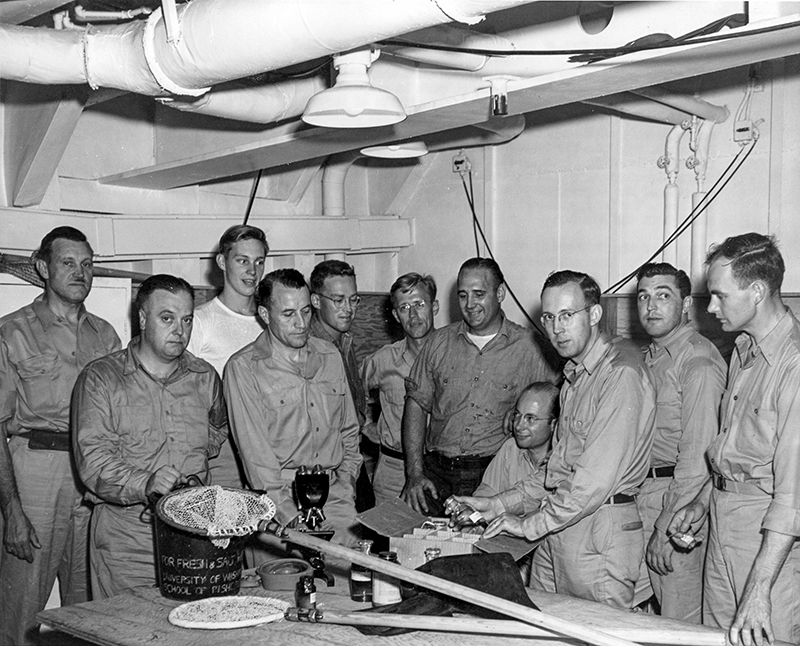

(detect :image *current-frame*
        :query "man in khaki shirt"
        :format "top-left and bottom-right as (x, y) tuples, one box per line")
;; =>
(225, 268), (362, 556)
(635, 262), (725, 623)
(670, 233), (800, 645)
(0, 227), (120, 644)
(475, 270), (656, 608)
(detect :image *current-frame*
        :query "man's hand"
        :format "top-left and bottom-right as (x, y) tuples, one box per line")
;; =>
(445, 495), (503, 526)
(145, 466), (185, 499)
(645, 529), (674, 576)
(667, 499), (707, 538)
(483, 513), (525, 539)
(401, 473), (438, 514)
(3, 504), (40, 562)
(730, 581), (773, 646)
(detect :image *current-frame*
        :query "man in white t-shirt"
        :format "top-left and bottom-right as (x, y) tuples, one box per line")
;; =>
(188, 225), (268, 488)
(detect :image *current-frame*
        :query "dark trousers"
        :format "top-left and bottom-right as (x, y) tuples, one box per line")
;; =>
(421, 452), (493, 517)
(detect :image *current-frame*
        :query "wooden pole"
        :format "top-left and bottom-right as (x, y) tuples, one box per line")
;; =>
(289, 609), (728, 646)
(261, 523), (642, 646)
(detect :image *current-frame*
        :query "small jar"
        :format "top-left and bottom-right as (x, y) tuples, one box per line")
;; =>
(349, 540), (373, 602)
(295, 575), (316, 609)
(372, 551), (402, 607)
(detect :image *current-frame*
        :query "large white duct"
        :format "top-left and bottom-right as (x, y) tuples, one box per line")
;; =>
(157, 76), (326, 123)
(0, 0), (538, 96)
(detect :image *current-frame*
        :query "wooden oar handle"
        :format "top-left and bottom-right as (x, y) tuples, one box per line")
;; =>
(259, 523), (643, 646)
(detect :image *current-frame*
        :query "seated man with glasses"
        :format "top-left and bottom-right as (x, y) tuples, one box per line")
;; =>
(309, 260), (374, 510)
(477, 270), (656, 608)
(360, 273), (439, 506)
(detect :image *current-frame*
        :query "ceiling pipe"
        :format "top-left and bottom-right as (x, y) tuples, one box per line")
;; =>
(657, 124), (689, 267)
(629, 87), (730, 124)
(583, 93), (694, 126)
(688, 119), (716, 289)
(0, 0), (538, 96)
(156, 75), (326, 123)
(322, 151), (363, 217)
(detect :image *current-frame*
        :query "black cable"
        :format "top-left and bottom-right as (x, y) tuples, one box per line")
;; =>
(379, 17), (799, 60)
(605, 138), (758, 294)
(243, 169), (263, 226)
(457, 171), (548, 336)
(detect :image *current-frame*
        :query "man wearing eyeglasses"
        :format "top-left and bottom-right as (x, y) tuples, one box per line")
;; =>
(402, 258), (556, 516)
(481, 270), (655, 609)
(309, 260), (374, 510)
(360, 273), (439, 506)
(634, 262), (725, 623)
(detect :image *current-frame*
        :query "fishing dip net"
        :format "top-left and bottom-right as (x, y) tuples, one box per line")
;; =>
(158, 485), (276, 548)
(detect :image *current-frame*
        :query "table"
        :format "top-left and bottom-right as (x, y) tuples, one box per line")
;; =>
(38, 569), (767, 646)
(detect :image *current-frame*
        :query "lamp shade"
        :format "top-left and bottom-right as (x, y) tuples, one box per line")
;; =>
(361, 141), (428, 158)
(303, 84), (406, 128)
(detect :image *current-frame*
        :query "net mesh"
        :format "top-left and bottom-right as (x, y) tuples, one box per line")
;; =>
(159, 486), (276, 548)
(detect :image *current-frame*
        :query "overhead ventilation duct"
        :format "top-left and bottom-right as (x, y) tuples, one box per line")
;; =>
(0, 0), (539, 97)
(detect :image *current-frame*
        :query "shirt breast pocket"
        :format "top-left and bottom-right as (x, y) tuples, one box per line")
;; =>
(317, 381), (346, 415)
(739, 406), (777, 463)
(17, 353), (61, 412)
(179, 404), (211, 453)
(116, 405), (156, 458)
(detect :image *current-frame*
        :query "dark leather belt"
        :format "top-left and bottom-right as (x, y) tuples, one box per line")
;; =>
(646, 465), (675, 479)
(19, 429), (70, 452)
(604, 493), (635, 505)
(380, 445), (405, 461)
(427, 451), (494, 470)
(713, 474), (727, 491)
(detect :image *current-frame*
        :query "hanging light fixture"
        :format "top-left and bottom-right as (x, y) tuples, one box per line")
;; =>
(360, 141), (428, 158)
(303, 48), (406, 128)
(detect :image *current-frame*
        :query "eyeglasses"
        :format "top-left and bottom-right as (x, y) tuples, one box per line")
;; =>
(540, 305), (592, 328)
(317, 293), (361, 309)
(395, 301), (428, 314)
(512, 411), (554, 425)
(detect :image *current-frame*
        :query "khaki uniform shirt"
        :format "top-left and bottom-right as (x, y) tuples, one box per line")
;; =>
(72, 339), (228, 506)
(707, 309), (800, 537)
(224, 331), (362, 520)
(0, 295), (120, 434)
(310, 315), (366, 427)
(520, 334), (656, 541)
(360, 338), (414, 452)
(476, 437), (548, 515)
(645, 323), (726, 520)
(405, 316), (555, 457)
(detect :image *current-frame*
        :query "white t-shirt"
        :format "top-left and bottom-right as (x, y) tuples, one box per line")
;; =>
(466, 331), (497, 351)
(187, 297), (264, 376)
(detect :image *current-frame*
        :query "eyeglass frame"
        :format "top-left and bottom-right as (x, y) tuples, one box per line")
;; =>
(315, 292), (362, 309)
(394, 300), (429, 315)
(540, 304), (593, 329)
(511, 411), (555, 425)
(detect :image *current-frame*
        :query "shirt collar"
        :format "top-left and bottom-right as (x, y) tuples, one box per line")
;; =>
(123, 336), (209, 376)
(563, 331), (610, 383)
(646, 321), (693, 360)
(32, 293), (94, 331)
(735, 308), (795, 368)
(310, 313), (351, 350)
(250, 329), (337, 362)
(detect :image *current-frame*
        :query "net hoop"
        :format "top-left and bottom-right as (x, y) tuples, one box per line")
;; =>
(156, 485), (276, 547)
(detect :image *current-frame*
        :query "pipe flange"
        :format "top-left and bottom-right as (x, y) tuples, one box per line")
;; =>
(142, 7), (210, 97)
(432, 0), (486, 25)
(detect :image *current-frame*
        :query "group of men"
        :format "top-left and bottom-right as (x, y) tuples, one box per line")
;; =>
(0, 225), (797, 646)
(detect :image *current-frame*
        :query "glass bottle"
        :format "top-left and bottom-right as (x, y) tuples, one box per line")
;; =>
(372, 551), (402, 607)
(424, 547), (441, 563)
(349, 540), (373, 602)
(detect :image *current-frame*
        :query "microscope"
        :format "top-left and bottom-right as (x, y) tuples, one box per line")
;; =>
(290, 465), (335, 586)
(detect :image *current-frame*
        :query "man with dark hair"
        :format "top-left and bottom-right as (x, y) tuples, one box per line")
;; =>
(481, 270), (655, 609)
(670, 232), (800, 645)
(188, 225), (268, 488)
(634, 262), (725, 623)
(73, 274), (227, 599)
(225, 268), (362, 556)
(360, 273), (439, 505)
(402, 257), (555, 516)
(0, 227), (120, 645)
